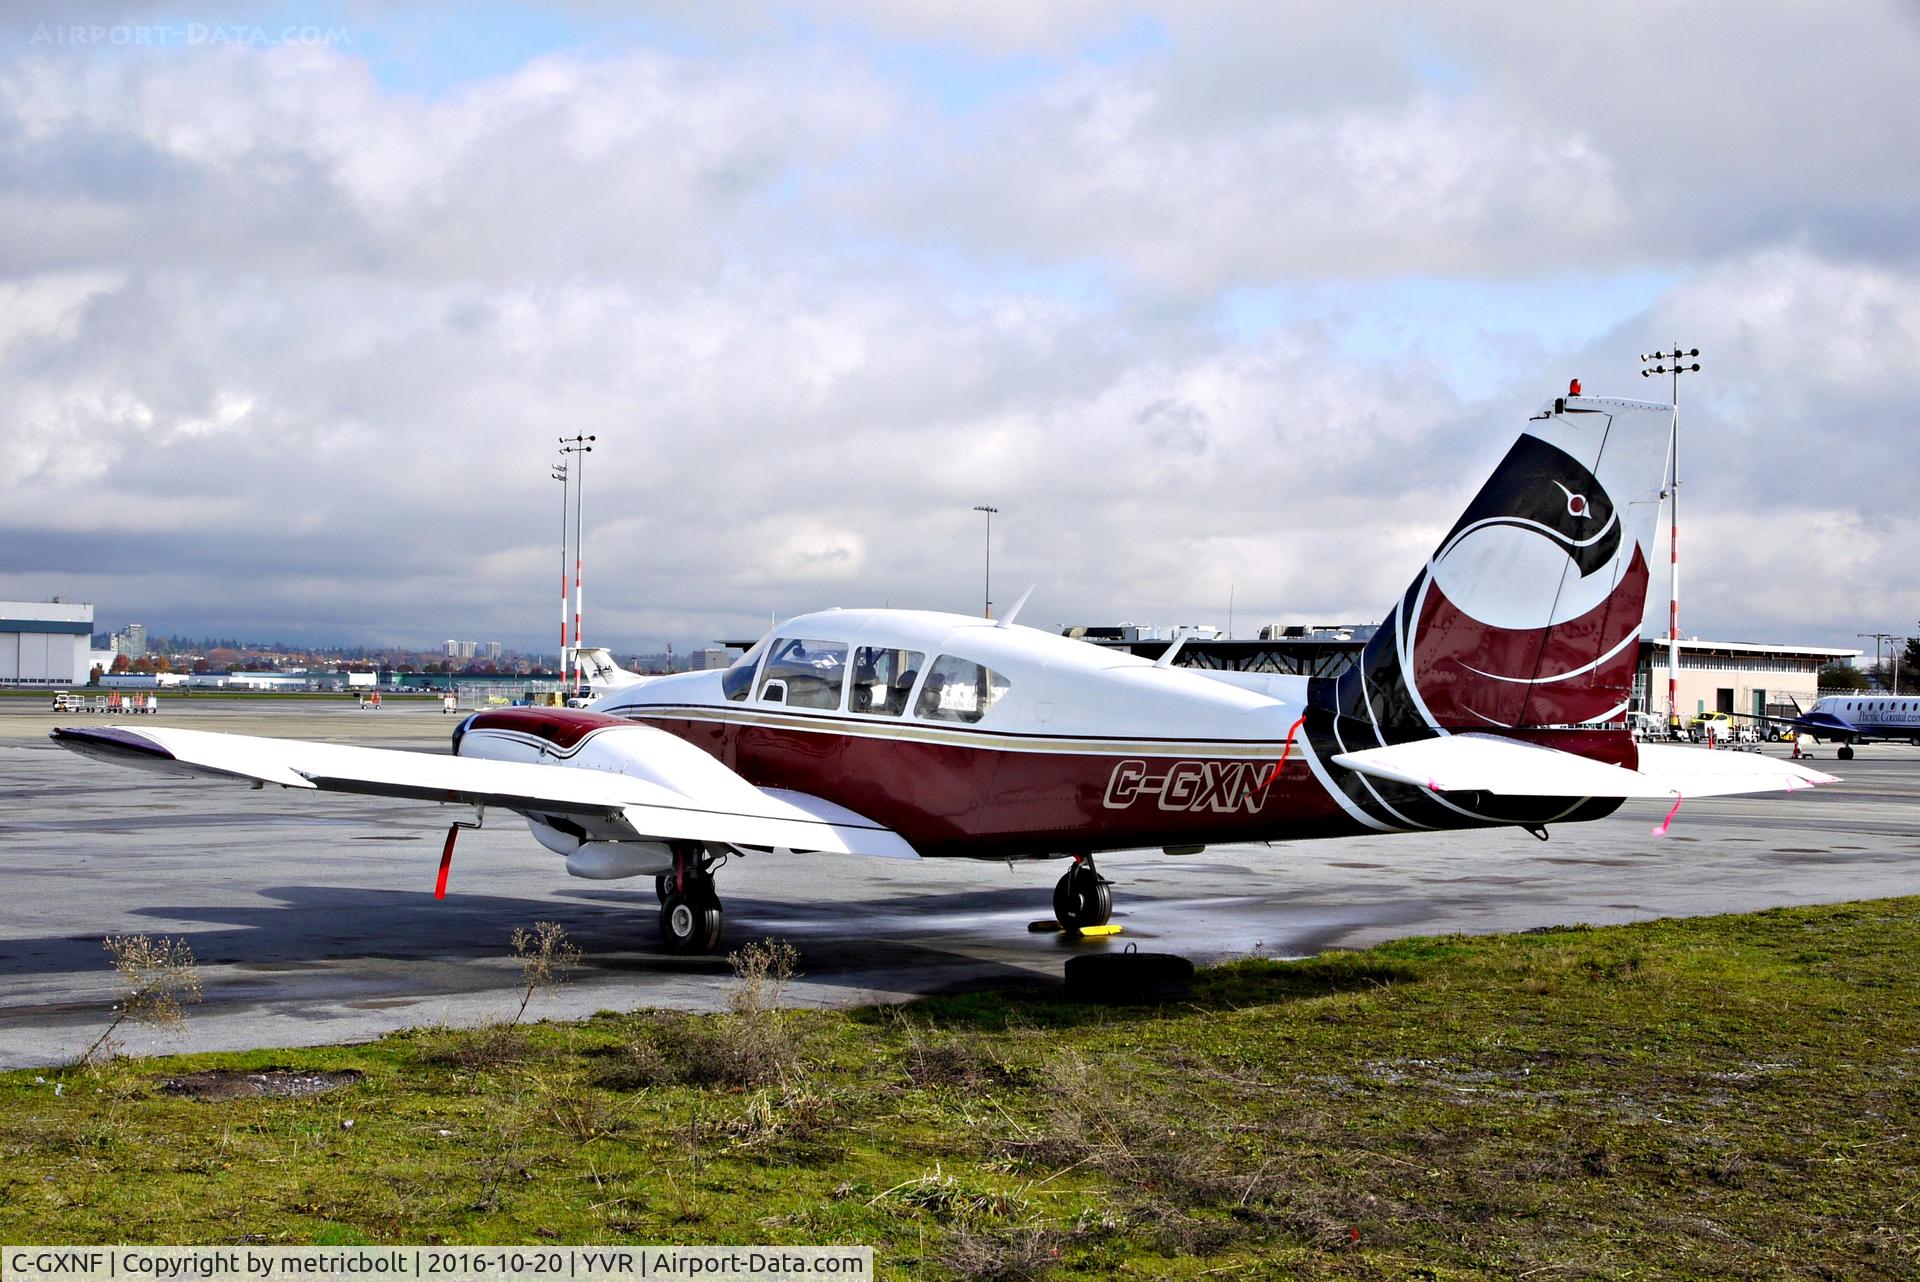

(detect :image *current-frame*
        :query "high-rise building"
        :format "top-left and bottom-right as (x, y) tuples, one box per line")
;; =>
(114, 623), (148, 659)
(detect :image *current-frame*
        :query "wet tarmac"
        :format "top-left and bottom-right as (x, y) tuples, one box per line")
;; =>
(2, 698), (1916, 1068)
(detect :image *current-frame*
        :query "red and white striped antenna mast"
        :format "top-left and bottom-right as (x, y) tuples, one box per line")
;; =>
(551, 455), (568, 690)
(1641, 345), (1700, 731)
(559, 434), (596, 696)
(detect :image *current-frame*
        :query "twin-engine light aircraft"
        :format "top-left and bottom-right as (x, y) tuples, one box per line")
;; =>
(54, 388), (1836, 952)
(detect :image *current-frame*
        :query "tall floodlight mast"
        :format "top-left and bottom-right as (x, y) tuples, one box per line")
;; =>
(972, 505), (998, 619)
(552, 457), (568, 685)
(1641, 346), (1700, 730)
(1859, 632), (1896, 688)
(560, 435), (596, 695)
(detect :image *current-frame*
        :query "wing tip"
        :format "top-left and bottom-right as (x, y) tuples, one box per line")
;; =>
(50, 725), (176, 762)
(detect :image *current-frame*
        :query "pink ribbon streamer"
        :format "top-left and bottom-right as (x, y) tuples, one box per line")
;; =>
(1258, 715), (1309, 793)
(1650, 793), (1684, 838)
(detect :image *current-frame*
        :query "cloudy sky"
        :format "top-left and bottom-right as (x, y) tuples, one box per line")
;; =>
(3, 1), (1917, 655)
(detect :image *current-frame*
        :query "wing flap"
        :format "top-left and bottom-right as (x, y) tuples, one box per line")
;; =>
(1332, 733), (1837, 798)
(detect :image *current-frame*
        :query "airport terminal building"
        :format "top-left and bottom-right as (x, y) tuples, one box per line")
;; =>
(0, 599), (94, 687)
(1637, 638), (1859, 721)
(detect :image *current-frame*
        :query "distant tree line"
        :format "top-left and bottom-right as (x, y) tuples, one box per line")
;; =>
(1821, 635), (1920, 694)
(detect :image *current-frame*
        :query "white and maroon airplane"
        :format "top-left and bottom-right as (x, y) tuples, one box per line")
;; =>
(54, 388), (1836, 952)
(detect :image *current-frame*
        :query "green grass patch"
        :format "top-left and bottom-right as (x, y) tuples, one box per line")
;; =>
(4, 901), (1917, 1279)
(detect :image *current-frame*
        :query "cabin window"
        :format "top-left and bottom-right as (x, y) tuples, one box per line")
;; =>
(721, 635), (768, 702)
(914, 655), (1011, 724)
(849, 647), (924, 717)
(758, 637), (848, 710)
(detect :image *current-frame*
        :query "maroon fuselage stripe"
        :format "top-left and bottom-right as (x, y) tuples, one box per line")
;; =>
(465, 706), (1635, 859)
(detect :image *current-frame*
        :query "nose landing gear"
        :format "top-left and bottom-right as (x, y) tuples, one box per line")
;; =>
(659, 841), (725, 953)
(1053, 854), (1113, 930)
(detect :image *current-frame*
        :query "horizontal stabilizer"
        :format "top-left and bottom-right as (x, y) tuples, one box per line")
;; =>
(1332, 733), (1838, 798)
(51, 725), (917, 859)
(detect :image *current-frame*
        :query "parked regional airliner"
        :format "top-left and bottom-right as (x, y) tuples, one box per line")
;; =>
(1780, 693), (1920, 759)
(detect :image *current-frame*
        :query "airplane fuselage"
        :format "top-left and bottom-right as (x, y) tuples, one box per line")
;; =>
(467, 609), (1335, 858)
(458, 607), (1630, 860)
(1800, 693), (1920, 747)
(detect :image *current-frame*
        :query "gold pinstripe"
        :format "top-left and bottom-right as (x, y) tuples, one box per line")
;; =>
(615, 703), (1289, 761)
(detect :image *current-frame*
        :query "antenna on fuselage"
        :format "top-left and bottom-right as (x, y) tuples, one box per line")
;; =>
(1154, 627), (1192, 669)
(996, 584), (1037, 629)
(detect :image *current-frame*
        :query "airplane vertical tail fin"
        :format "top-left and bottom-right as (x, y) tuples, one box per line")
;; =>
(1323, 392), (1673, 739)
(576, 647), (644, 690)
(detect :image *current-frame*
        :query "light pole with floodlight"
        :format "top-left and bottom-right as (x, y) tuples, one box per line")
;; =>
(1641, 345), (1700, 729)
(972, 505), (998, 619)
(560, 434), (596, 694)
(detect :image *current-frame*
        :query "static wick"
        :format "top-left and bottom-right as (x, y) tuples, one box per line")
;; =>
(1258, 715), (1309, 792)
(1650, 793), (1684, 838)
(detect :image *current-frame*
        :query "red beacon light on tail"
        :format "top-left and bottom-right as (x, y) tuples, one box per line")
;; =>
(1568, 378), (1582, 396)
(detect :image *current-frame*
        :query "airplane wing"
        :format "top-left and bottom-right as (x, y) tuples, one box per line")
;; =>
(1730, 708), (1860, 738)
(49, 725), (917, 859)
(1332, 733), (1838, 799)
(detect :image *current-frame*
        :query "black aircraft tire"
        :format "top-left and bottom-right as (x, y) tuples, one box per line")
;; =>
(655, 874), (669, 904)
(1065, 951), (1194, 1004)
(1088, 879), (1114, 926)
(1053, 867), (1113, 929)
(660, 885), (724, 953)
(1839, 744), (1855, 760)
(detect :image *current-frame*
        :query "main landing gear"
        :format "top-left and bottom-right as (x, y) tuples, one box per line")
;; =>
(1053, 854), (1113, 930)
(1838, 744), (1855, 760)
(655, 841), (725, 954)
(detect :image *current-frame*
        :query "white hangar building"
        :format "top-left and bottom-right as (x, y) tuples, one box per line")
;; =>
(1, 599), (95, 687)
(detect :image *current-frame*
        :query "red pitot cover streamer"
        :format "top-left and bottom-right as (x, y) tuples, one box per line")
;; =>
(1258, 715), (1309, 793)
(1650, 793), (1684, 838)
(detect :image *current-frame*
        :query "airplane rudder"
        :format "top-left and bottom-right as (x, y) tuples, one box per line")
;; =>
(1332, 395), (1672, 736)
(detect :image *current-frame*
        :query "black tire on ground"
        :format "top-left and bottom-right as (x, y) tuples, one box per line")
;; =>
(1839, 744), (1855, 760)
(1064, 951), (1195, 1004)
(659, 882), (724, 953)
(1053, 866), (1113, 929)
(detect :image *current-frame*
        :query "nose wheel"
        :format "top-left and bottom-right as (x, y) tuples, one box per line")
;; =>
(1053, 856), (1113, 930)
(659, 842), (726, 953)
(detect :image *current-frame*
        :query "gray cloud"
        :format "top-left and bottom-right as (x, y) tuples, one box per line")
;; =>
(1, 4), (1915, 655)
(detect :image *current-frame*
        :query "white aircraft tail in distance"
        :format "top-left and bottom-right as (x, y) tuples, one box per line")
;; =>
(54, 387), (1837, 953)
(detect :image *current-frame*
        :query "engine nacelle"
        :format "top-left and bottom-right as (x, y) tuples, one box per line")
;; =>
(565, 841), (673, 880)
(453, 708), (758, 804)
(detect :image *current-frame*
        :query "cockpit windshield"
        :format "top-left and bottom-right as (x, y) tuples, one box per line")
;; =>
(720, 634), (769, 702)
(758, 637), (849, 710)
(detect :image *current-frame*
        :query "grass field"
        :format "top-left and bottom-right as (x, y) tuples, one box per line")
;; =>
(3, 901), (1916, 1279)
